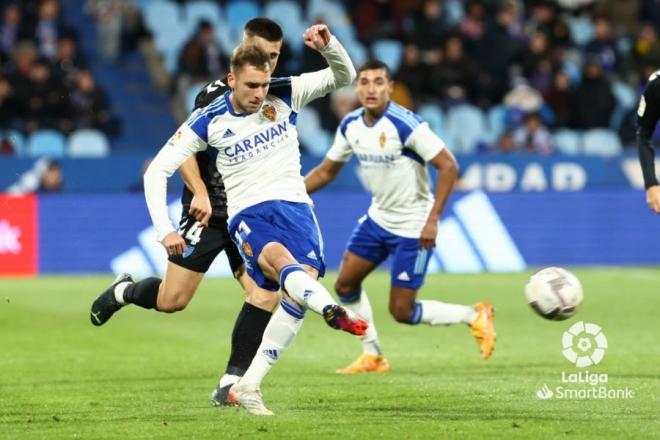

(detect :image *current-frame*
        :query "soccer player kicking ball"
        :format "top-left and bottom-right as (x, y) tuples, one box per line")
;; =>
(304, 60), (496, 374)
(141, 25), (365, 415)
(637, 69), (660, 213)
(90, 19), (290, 406)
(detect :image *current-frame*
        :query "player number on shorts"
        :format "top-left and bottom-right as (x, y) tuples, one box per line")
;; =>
(183, 221), (203, 246)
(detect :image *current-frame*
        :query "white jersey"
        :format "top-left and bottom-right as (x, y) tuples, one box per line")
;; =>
(326, 102), (446, 238)
(144, 36), (356, 241)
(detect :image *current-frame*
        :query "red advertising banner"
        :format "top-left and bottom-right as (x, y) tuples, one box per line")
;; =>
(0, 194), (37, 276)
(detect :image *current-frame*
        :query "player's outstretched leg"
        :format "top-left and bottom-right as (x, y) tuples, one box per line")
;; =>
(90, 273), (134, 326)
(469, 302), (496, 359)
(278, 263), (367, 336)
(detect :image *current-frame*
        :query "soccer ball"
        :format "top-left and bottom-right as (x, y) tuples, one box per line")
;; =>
(525, 267), (583, 320)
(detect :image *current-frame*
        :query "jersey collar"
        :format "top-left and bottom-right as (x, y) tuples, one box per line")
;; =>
(224, 90), (249, 117)
(361, 100), (391, 127)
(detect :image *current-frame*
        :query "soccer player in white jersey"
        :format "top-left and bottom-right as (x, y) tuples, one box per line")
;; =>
(305, 60), (496, 374)
(142, 25), (366, 415)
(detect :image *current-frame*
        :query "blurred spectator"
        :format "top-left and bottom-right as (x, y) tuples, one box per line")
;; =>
(428, 34), (477, 102)
(526, 0), (571, 48)
(0, 76), (15, 129)
(404, 0), (448, 64)
(544, 70), (575, 128)
(459, 0), (487, 44)
(0, 3), (27, 62)
(471, 4), (524, 106)
(517, 31), (554, 95)
(22, 58), (73, 133)
(631, 24), (660, 83)
(71, 69), (120, 137)
(178, 20), (225, 81)
(394, 44), (429, 100)
(33, 0), (75, 61)
(38, 161), (63, 193)
(585, 16), (618, 74)
(352, 0), (407, 43)
(329, 86), (359, 125)
(93, 0), (123, 63)
(38, 161), (63, 192)
(120, 3), (150, 54)
(573, 58), (616, 129)
(51, 36), (86, 84)
(512, 112), (554, 154)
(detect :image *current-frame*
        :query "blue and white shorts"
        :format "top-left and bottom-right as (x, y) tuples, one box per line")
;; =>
(228, 200), (326, 291)
(347, 215), (432, 290)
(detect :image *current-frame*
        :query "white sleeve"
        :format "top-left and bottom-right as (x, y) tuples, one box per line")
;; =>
(405, 122), (446, 162)
(290, 36), (356, 111)
(143, 124), (206, 242)
(325, 127), (353, 162)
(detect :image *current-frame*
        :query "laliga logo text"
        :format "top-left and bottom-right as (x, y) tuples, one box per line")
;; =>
(536, 321), (634, 400)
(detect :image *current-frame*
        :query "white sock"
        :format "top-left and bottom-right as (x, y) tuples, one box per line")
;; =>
(239, 303), (304, 389)
(342, 290), (382, 355)
(418, 300), (477, 325)
(218, 374), (240, 388)
(280, 266), (336, 315)
(114, 281), (131, 305)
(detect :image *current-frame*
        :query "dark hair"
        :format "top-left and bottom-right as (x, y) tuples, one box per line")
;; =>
(357, 59), (392, 80)
(244, 18), (283, 42)
(230, 44), (271, 73)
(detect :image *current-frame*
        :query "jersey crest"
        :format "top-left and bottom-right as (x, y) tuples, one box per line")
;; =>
(262, 104), (277, 122)
(379, 131), (386, 148)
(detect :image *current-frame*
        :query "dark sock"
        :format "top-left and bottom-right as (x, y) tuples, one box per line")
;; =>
(224, 302), (272, 376)
(123, 277), (161, 310)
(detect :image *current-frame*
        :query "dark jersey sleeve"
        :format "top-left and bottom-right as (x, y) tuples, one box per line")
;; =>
(194, 78), (230, 110)
(637, 72), (660, 188)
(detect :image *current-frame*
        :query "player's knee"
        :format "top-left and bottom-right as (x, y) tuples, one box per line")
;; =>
(389, 302), (414, 323)
(334, 279), (361, 303)
(157, 288), (191, 313)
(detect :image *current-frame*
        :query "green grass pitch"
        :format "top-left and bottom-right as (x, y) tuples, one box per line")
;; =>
(1, 269), (659, 439)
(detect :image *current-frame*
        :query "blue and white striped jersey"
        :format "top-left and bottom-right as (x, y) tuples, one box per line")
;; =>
(327, 101), (446, 238)
(144, 37), (356, 241)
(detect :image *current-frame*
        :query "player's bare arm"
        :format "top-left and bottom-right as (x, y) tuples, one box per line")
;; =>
(420, 149), (458, 249)
(178, 157), (212, 226)
(304, 158), (345, 193)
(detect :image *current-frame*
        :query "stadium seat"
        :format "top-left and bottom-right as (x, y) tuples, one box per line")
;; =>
(26, 130), (66, 158)
(582, 128), (623, 157)
(225, 0), (261, 47)
(553, 129), (582, 155)
(344, 40), (368, 67)
(67, 129), (111, 158)
(611, 81), (638, 111)
(417, 104), (444, 137)
(307, 0), (347, 25)
(3, 129), (26, 156)
(485, 105), (507, 144)
(183, 0), (222, 29)
(297, 108), (332, 156)
(263, 1), (306, 53)
(567, 16), (594, 47)
(372, 40), (404, 73)
(144, 1), (180, 35)
(445, 104), (486, 154)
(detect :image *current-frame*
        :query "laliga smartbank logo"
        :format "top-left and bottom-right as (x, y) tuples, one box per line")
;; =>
(536, 321), (634, 400)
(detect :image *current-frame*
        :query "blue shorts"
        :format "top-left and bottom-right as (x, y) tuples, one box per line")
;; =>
(347, 216), (432, 290)
(228, 200), (326, 291)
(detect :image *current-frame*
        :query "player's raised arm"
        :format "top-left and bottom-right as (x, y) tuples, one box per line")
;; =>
(143, 124), (206, 253)
(637, 71), (660, 213)
(406, 124), (458, 249)
(290, 24), (356, 110)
